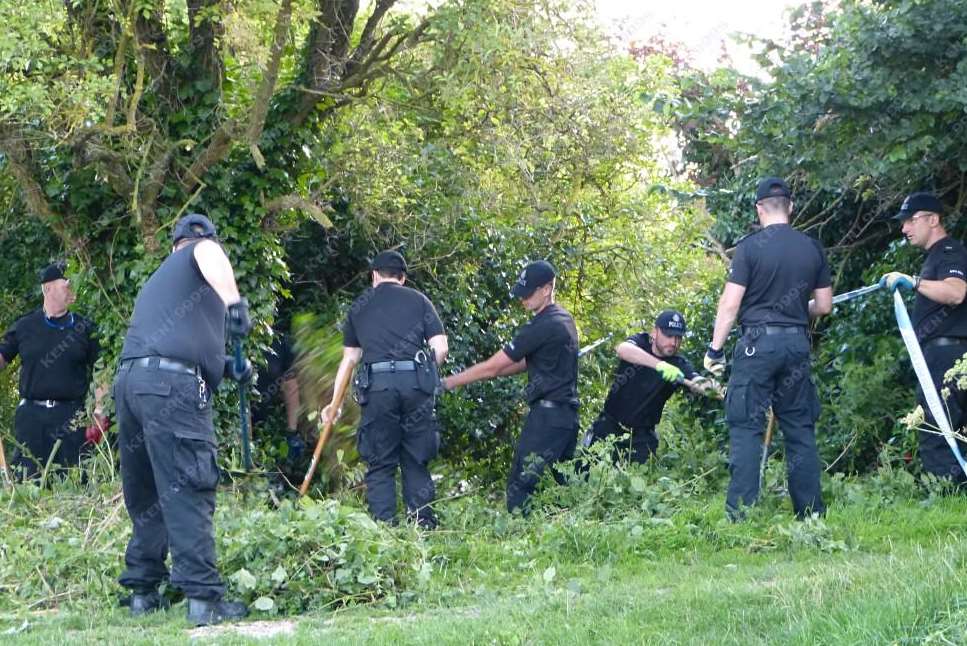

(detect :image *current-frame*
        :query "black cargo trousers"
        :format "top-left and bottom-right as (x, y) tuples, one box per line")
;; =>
(357, 371), (440, 525)
(919, 341), (967, 486)
(585, 412), (659, 464)
(507, 403), (579, 514)
(725, 330), (825, 519)
(114, 360), (225, 600)
(12, 399), (86, 478)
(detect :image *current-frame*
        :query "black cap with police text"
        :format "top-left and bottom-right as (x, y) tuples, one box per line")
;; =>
(894, 192), (944, 221)
(171, 213), (218, 245)
(755, 176), (792, 202)
(370, 250), (407, 273)
(39, 261), (67, 284)
(511, 260), (556, 299)
(655, 309), (687, 337)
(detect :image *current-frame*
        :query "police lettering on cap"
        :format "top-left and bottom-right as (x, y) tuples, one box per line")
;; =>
(755, 177), (792, 202)
(39, 261), (67, 284)
(655, 309), (687, 337)
(370, 250), (407, 273)
(511, 260), (556, 299)
(171, 213), (218, 245)
(894, 191), (944, 221)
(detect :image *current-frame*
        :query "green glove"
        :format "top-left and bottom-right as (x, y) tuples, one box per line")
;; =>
(655, 361), (684, 383)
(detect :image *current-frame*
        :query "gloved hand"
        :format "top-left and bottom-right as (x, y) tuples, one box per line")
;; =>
(84, 413), (110, 445)
(224, 356), (253, 383)
(655, 361), (684, 383)
(879, 271), (918, 291)
(285, 432), (305, 461)
(704, 345), (726, 378)
(226, 298), (252, 340)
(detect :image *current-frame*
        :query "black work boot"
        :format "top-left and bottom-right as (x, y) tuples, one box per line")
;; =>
(128, 591), (168, 616)
(186, 598), (249, 626)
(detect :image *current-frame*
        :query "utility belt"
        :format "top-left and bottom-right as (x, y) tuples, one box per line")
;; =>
(120, 356), (201, 376)
(120, 356), (211, 410)
(531, 398), (579, 410)
(741, 325), (807, 338)
(354, 351), (441, 405)
(602, 412), (648, 434)
(922, 336), (967, 349)
(18, 398), (81, 409)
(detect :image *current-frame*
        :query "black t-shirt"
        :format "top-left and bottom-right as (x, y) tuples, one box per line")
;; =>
(503, 303), (579, 404)
(0, 309), (99, 400)
(914, 236), (967, 341)
(602, 332), (697, 429)
(343, 283), (445, 363)
(728, 224), (831, 327)
(121, 242), (227, 389)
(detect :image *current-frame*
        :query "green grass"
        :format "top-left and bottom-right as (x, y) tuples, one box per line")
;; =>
(2, 471), (966, 645)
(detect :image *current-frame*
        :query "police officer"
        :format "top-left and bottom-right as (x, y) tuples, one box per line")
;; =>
(114, 213), (252, 625)
(584, 310), (709, 464)
(322, 250), (448, 528)
(443, 260), (579, 514)
(704, 177), (833, 520)
(0, 261), (106, 478)
(881, 191), (967, 486)
(253, 332), (304, 464)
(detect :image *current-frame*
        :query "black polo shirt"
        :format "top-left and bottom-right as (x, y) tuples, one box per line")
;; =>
(0, 309), (99, 401)
(503, 303), (578, 404)
(729, 224), (831, 327)
(343, 282), (445, 363)
(602, 333), (698, 429)
(913, 236), (967, 342)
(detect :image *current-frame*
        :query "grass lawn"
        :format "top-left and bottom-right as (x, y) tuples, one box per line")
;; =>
(2, 481), (965, 645)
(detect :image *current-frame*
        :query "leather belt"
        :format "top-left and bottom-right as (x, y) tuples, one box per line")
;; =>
(923, 336), (967, 349)
(368, 360), (417, 373)
(19, 399), (81, 408)
(742, 325), (806, 336)
(121, 356), (200, 375)
(533, 399), (575, 409)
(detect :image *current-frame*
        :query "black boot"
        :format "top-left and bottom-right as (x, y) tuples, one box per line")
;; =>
(186, 598), (249, 626)
(127, 591), (168, 616)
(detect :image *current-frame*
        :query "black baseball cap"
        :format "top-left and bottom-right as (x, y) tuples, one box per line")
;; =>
(511, 260), (556, 299)
(172, 213), (218, 244)
(39, 261), (67, 284)
(755, 177), (792, 202)
(655, 309), (687, 337)
(370, 250), (407, 273)
(894, 191), (943, 221)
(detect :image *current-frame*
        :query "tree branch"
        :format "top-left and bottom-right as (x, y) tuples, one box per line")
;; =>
(0, 125), (68, 240)
(181, 120), (238, 194)
(246, 0), (294, 169)
(187, 0), (224, 88)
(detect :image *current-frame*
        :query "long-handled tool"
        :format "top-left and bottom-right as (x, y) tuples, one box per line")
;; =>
(298, 416), (336, 496)
(578, 333), (613, 358)
(759, 410), (776, 493)
(892, 290), (967, 477)
(234, 339), (253, 471)
(832, 283), (881, 305)
(0, 433), (11, 486)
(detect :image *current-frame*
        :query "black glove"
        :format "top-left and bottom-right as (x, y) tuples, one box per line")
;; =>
(224, 356), (253, 383)
(286, 433), (305, 462)
(226, 298), (252, 340)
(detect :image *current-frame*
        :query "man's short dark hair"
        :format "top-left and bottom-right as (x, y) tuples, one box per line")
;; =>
(757, 196), (791, 215)
(376, 268), (404, 281)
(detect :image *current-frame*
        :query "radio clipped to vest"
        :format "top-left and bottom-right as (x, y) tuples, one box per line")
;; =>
(414, 348), (442, 396)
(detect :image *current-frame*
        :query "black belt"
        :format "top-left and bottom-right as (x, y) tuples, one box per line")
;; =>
(923, 336), (967, 349)
(742, 325), (806, 336)
(121, 356), (200, 375)
(19, 399), (81, 408)
(368, 360), (417, 374)
(533, 399), (576, 409)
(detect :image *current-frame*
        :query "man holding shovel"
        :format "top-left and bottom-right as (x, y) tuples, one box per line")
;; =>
(881, 191), (967, 487)
(321, 250), (448, 528)
(583, 310), (717, 464)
